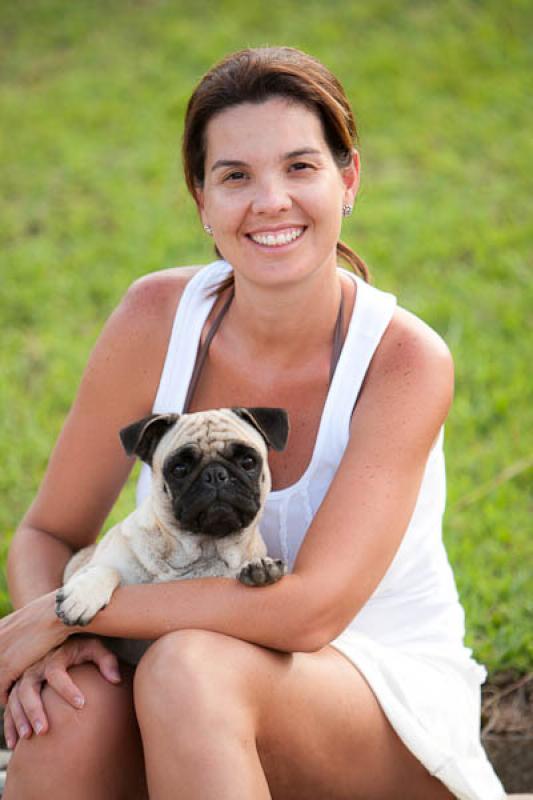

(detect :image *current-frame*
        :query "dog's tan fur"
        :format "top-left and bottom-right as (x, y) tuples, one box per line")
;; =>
(56, 409), (286, 630)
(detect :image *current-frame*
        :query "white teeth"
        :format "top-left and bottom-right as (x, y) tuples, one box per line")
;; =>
(250, 228), (304, 247)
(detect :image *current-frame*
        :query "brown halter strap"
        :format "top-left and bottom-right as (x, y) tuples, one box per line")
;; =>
(183, 289), (345, 413)
(330, 291), (345, 386)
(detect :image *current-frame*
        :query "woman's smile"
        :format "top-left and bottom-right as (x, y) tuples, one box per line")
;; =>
(246, 225), (306, 248)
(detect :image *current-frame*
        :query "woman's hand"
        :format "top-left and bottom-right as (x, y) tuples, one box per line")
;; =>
(3, 636), (121, 749)
(0, 591), (73, 704)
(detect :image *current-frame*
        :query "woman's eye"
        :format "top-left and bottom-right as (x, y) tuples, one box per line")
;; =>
(290, 161), (312, 172)
(224, 171), (247, 182)
(240, 455), (256, 471)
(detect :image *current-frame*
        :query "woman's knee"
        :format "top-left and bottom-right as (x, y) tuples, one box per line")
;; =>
(4, 663), (141, 798)
(43, 662), (137, 743)
(135, 630), (245, 692)
(134, 630), (260, 730)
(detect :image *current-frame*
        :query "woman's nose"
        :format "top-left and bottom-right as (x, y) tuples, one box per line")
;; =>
(251, 178), (292, 215)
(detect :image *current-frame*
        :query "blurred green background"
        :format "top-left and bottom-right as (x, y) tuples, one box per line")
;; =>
(1, 0), (531, 673)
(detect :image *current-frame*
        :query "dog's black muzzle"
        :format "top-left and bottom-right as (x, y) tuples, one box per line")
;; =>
(170, 460), (261, 538)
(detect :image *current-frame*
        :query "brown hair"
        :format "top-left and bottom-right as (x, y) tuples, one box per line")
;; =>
(182, 46), (369, 283)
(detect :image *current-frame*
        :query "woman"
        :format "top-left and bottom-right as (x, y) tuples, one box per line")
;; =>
(1, 47), (504, 799)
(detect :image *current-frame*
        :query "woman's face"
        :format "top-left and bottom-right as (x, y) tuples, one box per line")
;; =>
(196, 96), (359, 290)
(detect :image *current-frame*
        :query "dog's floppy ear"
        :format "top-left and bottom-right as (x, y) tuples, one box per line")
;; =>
(232, 408), (289, 452)
(120, 414), (180, 465)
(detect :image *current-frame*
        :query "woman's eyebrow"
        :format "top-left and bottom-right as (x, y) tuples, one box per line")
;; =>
(210, 148), (323, 173)
(284, 148), (322, 159)
(211, 159), (248, 172)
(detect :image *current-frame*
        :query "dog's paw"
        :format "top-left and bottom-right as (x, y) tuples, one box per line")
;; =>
(55, 567), (120, 626)
(238, 557), (286, 587)
(55, 584), (103, 627)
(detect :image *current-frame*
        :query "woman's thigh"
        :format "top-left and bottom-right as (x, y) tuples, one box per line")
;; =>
(4, 663), (148, 800)
(134, 629), (453, 800)
(255, 645), (453, 800)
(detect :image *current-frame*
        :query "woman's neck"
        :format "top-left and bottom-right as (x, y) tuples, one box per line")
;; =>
(226, 266), (346, 364)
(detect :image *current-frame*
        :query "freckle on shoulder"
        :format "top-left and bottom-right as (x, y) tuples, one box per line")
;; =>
(123, 265), (203, 319)
(383, 307), (453, 370)
(366, 307), (454, 418)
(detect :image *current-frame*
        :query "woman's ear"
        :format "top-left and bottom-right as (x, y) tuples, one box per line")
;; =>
(342, 149), (361, 205)
(194, 185), (207, 225)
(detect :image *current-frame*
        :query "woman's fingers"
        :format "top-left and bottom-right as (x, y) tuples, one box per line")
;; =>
(38, 637), (121, 710)
(16, 665), (48, 736)
(3, 704), (18, 750)
(80, 637), (122, 684)
(3, 637), (123, 746)
(5, 683), (33, 745)
(43, 660), (86, 710)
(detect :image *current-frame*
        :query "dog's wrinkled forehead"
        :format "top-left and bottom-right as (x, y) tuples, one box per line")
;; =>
(155, 409), (267, 465)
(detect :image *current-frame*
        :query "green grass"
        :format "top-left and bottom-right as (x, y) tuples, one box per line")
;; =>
(1, 0), (531, 673)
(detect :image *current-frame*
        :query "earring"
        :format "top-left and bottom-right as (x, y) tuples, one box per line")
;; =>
(203, 223), (213, 235)
(342, 203), (353, 218)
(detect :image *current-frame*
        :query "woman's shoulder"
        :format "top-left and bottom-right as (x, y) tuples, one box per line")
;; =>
(86, 266), (205, 408)
(384, 305), (453, 372)
(359, 303), (454, 428)
(111, 265), (203, 336)
(124, 265), (204, 312)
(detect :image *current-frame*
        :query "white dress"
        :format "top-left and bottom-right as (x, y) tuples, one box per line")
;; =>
(136, 260), (505, 800)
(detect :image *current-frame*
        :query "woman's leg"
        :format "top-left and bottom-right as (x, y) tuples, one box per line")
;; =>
(134, 629), (454, 800)
(4, 663), (148, 800)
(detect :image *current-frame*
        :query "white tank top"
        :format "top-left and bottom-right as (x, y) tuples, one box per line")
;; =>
(137, 260), (472, 659)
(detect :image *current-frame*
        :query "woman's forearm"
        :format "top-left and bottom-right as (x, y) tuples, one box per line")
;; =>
(6, 525), (331, 653)
(83, 573), (324, 654)
(7, 525), (73, 609)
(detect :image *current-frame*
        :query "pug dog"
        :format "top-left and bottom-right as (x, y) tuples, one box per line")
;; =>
(55, 407), (289, 642)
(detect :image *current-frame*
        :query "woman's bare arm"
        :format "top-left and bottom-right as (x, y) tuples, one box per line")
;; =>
(7, 268), (194, 609)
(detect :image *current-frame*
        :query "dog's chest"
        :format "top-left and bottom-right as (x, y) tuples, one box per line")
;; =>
(131, 530), (238, 581)
(167, 536), (235, 578)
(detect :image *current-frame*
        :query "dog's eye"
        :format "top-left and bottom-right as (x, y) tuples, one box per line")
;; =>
(240, 455), (257, 471)
(172, 463), (189, 478)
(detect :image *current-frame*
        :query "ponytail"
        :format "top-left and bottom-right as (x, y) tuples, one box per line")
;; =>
(336, 240), (370, 282)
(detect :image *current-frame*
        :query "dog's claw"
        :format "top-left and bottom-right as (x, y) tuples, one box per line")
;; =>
(55, 587), (100, 626)
(238, 557), (286, 587)
(55, 563), (119, 626)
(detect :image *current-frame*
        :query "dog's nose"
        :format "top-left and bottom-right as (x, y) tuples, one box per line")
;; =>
(201, 463), (230, 486)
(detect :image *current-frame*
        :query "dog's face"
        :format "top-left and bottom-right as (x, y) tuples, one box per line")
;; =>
(120, 408), (289, 538)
